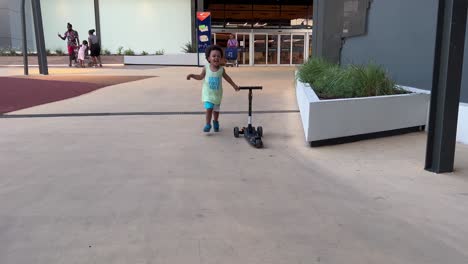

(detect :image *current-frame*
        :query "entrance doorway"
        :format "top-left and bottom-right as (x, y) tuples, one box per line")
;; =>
(212, 30), (311, 66)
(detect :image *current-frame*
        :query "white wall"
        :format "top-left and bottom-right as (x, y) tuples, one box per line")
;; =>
(41, 0), (191, 54)
(42, 0), (95, 52)
(100, 0), (191, 54)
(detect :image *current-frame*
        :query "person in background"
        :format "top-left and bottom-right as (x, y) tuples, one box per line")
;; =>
(58, 23), (79, 67)
(227, 34), (238, 48)
(77, 40), (88, 68)
(88, 29), (102, 67)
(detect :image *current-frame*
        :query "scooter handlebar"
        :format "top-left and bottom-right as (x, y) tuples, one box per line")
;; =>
(239, 86), (263, 90)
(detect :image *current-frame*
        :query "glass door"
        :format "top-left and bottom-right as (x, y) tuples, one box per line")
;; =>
(254, 34), (267, 65)
(280, 34), (291, 64)
(267, 34), (278, 64)
(236, 33), (250, 65)
(292, 34), (305, 64)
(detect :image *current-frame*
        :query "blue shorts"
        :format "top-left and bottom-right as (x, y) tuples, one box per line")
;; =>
(204, 102), (220, 111)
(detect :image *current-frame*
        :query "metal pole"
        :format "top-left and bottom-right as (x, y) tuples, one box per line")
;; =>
(196, 0), (203, 67)
(31, 0), (48, 75)
(425, 0), (467, 173)
(21, 0), (28, 75)
(94, 0), (101, 46)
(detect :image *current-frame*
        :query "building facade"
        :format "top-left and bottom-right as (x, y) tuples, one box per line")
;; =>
(0, 0), (35, 51)
(316, 0), (467, 143)
(0, 0), (192, 54)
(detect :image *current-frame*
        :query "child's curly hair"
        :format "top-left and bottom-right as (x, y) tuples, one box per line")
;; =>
(205, 45), (224, 61)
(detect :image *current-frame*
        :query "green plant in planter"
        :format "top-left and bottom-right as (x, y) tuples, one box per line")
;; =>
(9, 49), (17, 56)
(54, 48), (64, 56)
(102, 49), (111, 55)
(349, 64), (406, 96)
(181, 41), (197, 53)
(155, 49), (165, 55)
(46, 49), (52, 56)
(298, 57), (406, 99)
(124, 48), (135, 55)
(141, 51), (149, 55)
(117, 46), (124, 55)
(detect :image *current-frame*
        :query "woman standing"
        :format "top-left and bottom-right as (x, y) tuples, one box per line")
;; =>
(58, 23), (79, 67)
(227, 34), (238, 48)
(88, 29), (102, 67)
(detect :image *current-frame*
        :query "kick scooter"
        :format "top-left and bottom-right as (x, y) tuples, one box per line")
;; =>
(233, 86), (263, 148)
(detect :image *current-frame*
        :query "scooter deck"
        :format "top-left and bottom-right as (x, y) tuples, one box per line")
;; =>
(239, 127), (263, 148)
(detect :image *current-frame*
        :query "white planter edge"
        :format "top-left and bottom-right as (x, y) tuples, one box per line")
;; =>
(124, 53), (207, 66)
(296, 78), (431, 144)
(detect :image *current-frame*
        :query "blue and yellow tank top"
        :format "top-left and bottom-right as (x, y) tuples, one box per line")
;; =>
(202, 65), (224, 105)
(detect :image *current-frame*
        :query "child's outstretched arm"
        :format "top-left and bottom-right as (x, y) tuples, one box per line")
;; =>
(223, 69), (239, 91)
(187, 68), (206, 81)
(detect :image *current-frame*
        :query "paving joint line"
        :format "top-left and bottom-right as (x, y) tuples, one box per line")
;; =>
(0, 110), (300, 119)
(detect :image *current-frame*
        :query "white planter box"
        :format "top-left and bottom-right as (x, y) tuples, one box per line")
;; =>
(296, 78), (431, 145)
(457, 103), (468, 144)
(124, 53), (207, 66)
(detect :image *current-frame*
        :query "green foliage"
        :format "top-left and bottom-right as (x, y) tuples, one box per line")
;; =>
(298, 57), (407, 99)
(0, 48), (19, 56)
(155, 49), (165, 55)
(103, 49), (111, 55)
(117, 46), (124, 55)
(181, 41), (197, 53)
(141, 51), (149, 55)
(297, 57), (335, 86)
(54, 48), (64, 56)
(46, 49), (52, 56)
(124, 48), (135, 56)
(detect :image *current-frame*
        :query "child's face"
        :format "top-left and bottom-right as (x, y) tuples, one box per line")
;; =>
(209, 50), (222, 67)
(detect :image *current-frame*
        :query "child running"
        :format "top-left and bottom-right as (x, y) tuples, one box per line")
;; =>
(187, 45), (240, 132)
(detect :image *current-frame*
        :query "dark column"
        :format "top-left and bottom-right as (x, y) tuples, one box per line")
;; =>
(21, 0), (28, 75)
(197, 0), (204, 11)
(94, 0), (101, 46)
(425, 0), (468, 173)
(191, 0), (196, 49)
(311, 0), (344, 63)
(196, 0), (204, 67)
(31, 0), (48, 75)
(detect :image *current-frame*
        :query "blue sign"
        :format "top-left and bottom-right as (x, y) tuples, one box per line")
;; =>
(197, 12), (211, 53)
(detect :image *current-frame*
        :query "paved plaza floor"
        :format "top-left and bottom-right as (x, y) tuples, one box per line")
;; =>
(1, 66), (468, 264)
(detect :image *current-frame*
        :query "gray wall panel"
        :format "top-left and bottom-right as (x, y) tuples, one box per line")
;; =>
(460, 23), (468, 103)
(340, 0), (438, 91)
(0, 0), (35, 51)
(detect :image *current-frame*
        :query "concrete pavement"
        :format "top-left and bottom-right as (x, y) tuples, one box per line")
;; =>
(1, 66), (468, 264)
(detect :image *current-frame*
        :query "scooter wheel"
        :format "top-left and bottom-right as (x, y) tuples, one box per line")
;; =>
(257, 126), (263, 137)
(234, 127), (240, 138)
(255, 138), (263, 148)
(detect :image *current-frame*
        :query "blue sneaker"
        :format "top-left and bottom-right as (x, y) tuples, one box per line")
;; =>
(203, 124), (212, 132)
(213, 120), (220, 132)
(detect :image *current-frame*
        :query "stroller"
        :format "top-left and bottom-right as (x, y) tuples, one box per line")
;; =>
(225, 47), (239, 67)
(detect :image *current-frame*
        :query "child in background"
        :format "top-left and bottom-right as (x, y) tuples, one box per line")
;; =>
(77, 40), (88, 67)
(187, 45), (239, 132)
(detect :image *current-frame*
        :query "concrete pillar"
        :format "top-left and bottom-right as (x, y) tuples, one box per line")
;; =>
(312, 0), (344, 63)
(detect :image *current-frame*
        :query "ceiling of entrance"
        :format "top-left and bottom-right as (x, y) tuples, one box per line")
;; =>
(204, 0), (313, 25)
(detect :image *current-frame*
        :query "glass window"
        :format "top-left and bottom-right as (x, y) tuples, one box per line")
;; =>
(267, 34), (278, 64)
(292, 35), (304, 64)
(280, 34), (291, 64)
(254, 34), (267, 64)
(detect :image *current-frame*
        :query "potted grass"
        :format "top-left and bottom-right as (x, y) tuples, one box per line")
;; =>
(296, 58), (430, 146)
